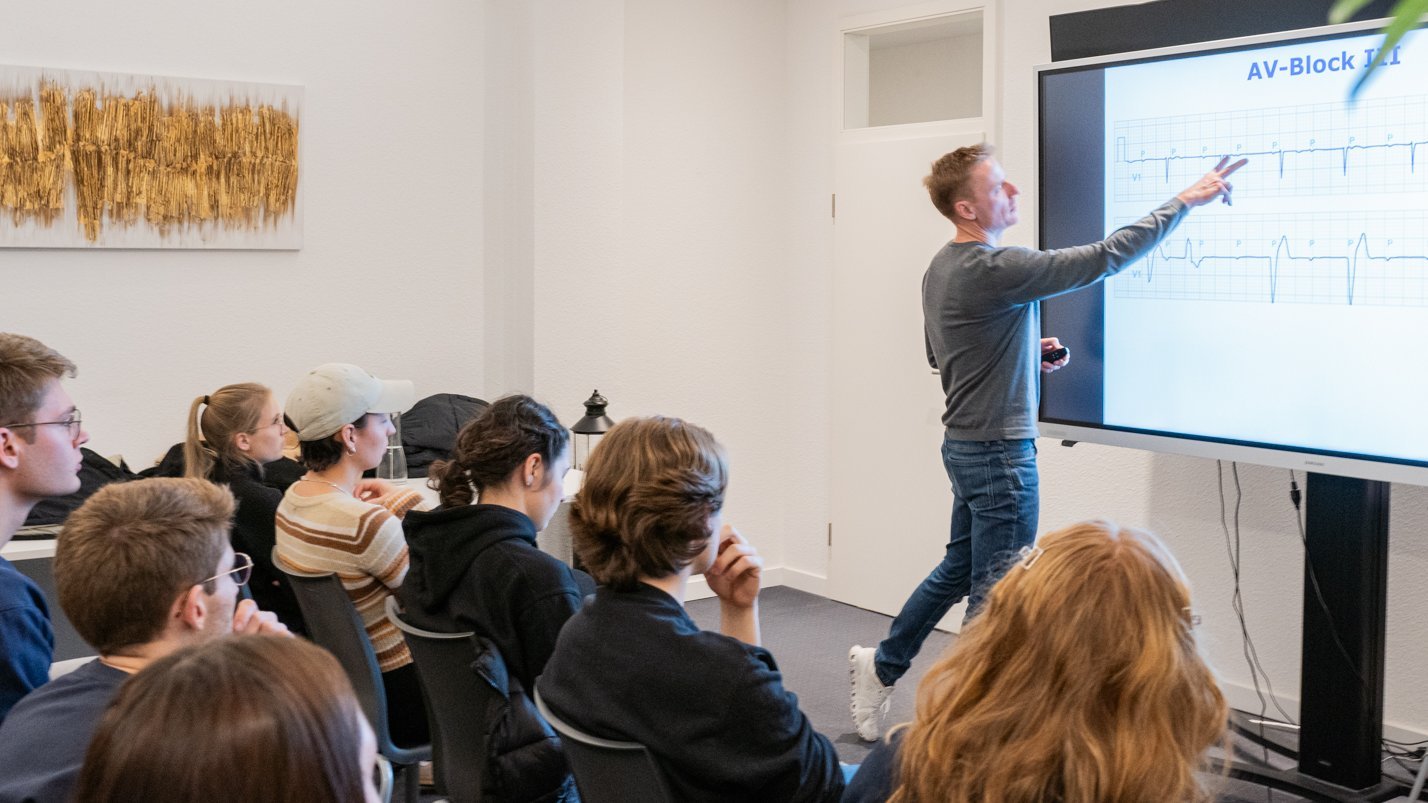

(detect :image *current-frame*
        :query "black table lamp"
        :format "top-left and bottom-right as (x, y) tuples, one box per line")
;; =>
(571, 390), (614, 471)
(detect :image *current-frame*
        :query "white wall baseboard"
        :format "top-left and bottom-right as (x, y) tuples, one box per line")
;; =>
(1219, 679), (1427, 747)
(779, 567), (828, 596)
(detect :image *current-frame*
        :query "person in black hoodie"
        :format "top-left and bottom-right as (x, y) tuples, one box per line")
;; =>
(400, 394), (589, 803)
(184, 383), (306, 635)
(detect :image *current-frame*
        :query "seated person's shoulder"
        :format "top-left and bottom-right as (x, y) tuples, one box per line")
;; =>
(0, 561), (45, 618)
(0, 657), (127, 794)
(3, 660), (125, 721)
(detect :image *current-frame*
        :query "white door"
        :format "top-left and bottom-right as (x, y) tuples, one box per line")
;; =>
(828, 125), (985, 631)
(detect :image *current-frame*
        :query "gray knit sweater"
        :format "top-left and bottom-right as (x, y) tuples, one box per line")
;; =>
(923, 198), (1189, 440)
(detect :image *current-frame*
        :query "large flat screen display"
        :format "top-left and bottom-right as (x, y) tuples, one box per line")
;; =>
(1037, 19), (1428, 484)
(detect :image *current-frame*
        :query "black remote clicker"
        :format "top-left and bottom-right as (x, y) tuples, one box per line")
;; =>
(1042, 346), (1069, 363)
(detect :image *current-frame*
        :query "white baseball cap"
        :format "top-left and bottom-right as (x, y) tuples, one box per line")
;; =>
(285, 363), (415, 442)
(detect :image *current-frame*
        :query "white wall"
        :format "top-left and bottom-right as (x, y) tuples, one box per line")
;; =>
(1, 0), (485, 466)
(869, 33), (983, 125)
(483, 0), (537, 396)
(523, 0), (816, 577)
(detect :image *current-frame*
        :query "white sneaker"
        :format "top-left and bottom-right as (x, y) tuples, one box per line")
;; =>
(849, 645), (893, 742)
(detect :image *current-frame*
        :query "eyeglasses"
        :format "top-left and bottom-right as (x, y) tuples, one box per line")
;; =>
(251, 412), (285, 433)
(200, 552), (253, 588)
(1, 409), (83, 441)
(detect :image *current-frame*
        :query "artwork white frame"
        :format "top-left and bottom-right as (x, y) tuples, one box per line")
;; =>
(0, 64), (303, 250)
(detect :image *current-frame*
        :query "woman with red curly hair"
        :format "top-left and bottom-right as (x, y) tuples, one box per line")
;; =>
(844, 519), (1227, 803)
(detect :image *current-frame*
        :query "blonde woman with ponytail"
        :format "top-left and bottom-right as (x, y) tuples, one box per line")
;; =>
(843, 519), (1228, 803)
(183, 383), (306, 634)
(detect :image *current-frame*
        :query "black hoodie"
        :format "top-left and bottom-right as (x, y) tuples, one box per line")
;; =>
(400, 504), (592, 692)
(401, 504), (589, 803)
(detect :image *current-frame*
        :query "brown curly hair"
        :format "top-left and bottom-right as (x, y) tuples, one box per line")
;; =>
(570, 416), (727, 591)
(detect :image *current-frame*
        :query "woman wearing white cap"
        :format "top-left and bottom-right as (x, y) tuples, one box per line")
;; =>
(274, 362), (429, 748)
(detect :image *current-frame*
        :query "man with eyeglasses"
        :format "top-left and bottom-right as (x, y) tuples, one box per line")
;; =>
(0, 333), (88, 724)
(0, 478), (288, 803)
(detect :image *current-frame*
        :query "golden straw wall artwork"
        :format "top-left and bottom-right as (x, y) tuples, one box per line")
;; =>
(0, 66), (302, 249)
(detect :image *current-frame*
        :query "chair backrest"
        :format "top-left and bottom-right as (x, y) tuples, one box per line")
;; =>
(273, 548), (428, 766)
(385, 597), (495, 803)
(533, 684), (674, 803)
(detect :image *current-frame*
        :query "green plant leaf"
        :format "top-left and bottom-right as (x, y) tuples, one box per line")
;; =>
(1348, 0), (1428, 98)
(1329, 0), (1382, 24)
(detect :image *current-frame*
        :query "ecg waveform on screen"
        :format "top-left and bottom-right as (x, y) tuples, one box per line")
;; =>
(1111, 95), (1428, 201)
(1111, 213), (1428, 306)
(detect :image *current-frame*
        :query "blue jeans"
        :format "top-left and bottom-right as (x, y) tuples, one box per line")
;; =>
(873, 436), (1039, 686)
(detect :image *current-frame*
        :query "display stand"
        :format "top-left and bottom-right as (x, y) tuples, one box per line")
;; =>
(1212, 473), (1401, 801)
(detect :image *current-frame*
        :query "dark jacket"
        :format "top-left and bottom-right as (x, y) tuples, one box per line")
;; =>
(23, 449), (136, 528)
(541, 584), (845, 803)
(840, 728), (903, 802)
(209, 460), (306, 635)
(401, 394), (489, 477)
(401, 504), (590, 803)
(468, 633), (578, 803)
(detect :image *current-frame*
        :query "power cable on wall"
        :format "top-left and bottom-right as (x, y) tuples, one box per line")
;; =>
(1215, 462), (1424, 785)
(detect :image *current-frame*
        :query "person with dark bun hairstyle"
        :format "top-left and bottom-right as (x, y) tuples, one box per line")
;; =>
(73, 635), (380, 803)
(400, 394), (586, 802)
(539, 416), (846, 803)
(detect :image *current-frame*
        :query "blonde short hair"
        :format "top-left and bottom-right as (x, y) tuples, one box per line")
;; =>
(924, 143), (993, 222)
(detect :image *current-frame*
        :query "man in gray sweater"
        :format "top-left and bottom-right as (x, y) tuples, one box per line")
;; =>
(849, 143), (1245, 741)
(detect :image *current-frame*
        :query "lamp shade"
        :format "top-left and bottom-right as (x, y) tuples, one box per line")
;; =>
(572, 390), (615, 434)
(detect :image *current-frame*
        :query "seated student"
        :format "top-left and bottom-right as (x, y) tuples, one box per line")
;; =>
(842, 520), (1227, 803)
(0, 478), (288, 803)
(539, 416), (846, 803)
(0, 333), (87, 723)
(401, 395), (588, 802)
(275, 362), (428, 748)
(184, 382), (306, 633)
(74, 635), (380, 803)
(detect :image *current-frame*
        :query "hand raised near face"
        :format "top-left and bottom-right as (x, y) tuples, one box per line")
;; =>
(704, 524), (763, 610)
(231, 599), (291, 637)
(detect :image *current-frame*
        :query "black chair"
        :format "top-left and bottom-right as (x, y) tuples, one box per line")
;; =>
(273, 549), (431, 803)
(532, 684), (674, 803)
(384, 596), (497, 803)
